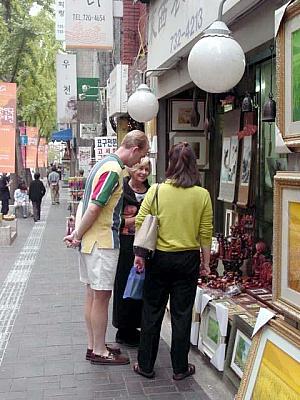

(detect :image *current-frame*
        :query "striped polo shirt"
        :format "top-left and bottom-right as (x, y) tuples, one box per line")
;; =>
(80, 154), (125, 254)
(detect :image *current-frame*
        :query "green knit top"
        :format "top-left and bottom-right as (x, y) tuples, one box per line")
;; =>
(135, 180), (213, 252)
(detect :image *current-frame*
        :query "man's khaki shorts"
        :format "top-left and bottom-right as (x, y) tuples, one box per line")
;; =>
(79, 247), (119, 291)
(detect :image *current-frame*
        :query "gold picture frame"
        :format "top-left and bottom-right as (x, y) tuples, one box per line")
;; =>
(273, 172), (300, 322)
(277, 1), (300, 148)
(236, 318), (300, 399)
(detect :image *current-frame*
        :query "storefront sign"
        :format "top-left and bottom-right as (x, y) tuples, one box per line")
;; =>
(56, 53), (77, 123)
(65, 0), (113, 50)
(19, 135), (28, 146)
(0, 82), (16, 173)
(26, 127), (39, 169)
(78, 146), (92, 176)
(77, 77), (99, 101)
(55, 0), (65, 41)
(107, 64), (128, 117)
(147, 0), (222, 69)
(80, 123), (101, 139)
(94, 136), (117, 161)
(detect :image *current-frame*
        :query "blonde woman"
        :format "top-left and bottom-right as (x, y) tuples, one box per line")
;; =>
(113, 157), (151, 347)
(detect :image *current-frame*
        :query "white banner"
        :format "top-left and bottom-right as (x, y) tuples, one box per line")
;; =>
(56, 53), (77, 123)
(55, 0), (65, 41)
(78, 146), (92, 176)
(94, 136), (117, 161)
(65, 0), (113, 50)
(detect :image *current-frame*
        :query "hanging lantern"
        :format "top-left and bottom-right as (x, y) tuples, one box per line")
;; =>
(262, 45), (276, 123)
(241, 92), (253, 112)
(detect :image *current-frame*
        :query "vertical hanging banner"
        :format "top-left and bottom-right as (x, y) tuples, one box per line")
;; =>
(56, 53), (77, 123)
(26, 127), (39, 169)
(65, 0), (113, 50)
(0, 82), (16, 173)
(78, 146), (91, 176)
(55, 0), (65, 41)
(44, 143), (48, 167)
(38, 138), (47, 168)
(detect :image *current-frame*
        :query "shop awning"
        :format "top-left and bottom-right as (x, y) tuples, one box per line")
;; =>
(51, 128), (72, 141)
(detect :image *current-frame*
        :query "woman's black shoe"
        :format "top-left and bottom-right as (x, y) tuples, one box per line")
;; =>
(116, 329), (140, 347)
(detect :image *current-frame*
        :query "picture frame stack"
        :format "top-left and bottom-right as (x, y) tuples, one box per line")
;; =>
(236, 318), (300, 399)
(224, 315), (254, 389)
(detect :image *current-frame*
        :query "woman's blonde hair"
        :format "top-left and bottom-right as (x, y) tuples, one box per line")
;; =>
(127, 156), (151, 176)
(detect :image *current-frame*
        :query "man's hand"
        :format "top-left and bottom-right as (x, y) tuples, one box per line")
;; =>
(134, 256), (145, 273)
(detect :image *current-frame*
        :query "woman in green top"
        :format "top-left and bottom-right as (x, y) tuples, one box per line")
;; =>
(133, 142), (213, 381)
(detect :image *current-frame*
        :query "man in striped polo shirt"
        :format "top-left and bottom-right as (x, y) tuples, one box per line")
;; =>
(64, 130), (149, 365)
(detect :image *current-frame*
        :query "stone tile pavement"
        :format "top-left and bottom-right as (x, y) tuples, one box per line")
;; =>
(0, 189), (235, 400)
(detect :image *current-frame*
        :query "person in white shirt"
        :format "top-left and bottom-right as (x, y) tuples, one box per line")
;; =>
(14, 183), (29, 218)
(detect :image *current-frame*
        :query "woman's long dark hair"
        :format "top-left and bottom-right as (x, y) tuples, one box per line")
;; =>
(165, 142), (200, 188)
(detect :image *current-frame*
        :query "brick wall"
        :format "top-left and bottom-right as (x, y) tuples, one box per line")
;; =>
(121, 1), (148, 66)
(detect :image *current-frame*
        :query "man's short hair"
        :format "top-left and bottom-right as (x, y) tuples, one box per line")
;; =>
(34, 172), (40, 180)
(121, 130), (148, 150)
(52, 166), (57, 171)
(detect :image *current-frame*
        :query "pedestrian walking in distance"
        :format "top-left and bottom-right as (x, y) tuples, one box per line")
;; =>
(64, 130), (149, 366)
(133, 142), (213, 380)
(48, 166), (60, 204)
(29, 172), (46, 222)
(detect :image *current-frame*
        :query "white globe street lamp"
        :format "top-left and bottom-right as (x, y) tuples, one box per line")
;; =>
(188, 20), (245, 93)
(127, 83), (159, 123)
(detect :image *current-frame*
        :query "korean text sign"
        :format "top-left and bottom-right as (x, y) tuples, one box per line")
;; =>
(56, 53), (77, 124)
(55, 0), (65, 41)
(94, 136), (117, 161)
(147, 0), (220, 70)
(0, 82), (16, 173)
(65, 0), (113, 50)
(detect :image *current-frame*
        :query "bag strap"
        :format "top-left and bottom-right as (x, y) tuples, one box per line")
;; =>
(150, 183), (160, 214)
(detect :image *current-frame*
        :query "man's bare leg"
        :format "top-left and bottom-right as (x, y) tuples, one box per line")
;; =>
(91, 289), (111, 356)
(84, 284), (93, 350)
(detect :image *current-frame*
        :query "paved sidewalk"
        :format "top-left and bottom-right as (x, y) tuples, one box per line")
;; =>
(0, 189), (234, 400)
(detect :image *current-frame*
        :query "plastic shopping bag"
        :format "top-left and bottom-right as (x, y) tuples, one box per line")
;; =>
(123, 266), (145, 300)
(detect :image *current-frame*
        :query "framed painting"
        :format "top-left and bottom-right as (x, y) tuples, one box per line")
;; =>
(237, 112), (257, 207)
(236, 318), (300, 399)
(273, 172), (300, 322)
(170, 100), (205, 131)
(224, 315), (254, 389)
(277, 1), (300, 148)
(199, 306), (221, 358)
(169, 131), (209, 168)
(198, 301), (228, 371)
(218, 109), (241, 203)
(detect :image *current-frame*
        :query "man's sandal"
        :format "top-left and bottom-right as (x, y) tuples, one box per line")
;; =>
(173, 363), (195, 381)
(133, 362), (155, 379)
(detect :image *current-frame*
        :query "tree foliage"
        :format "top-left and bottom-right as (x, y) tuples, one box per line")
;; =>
(0, 0), (60, 140)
